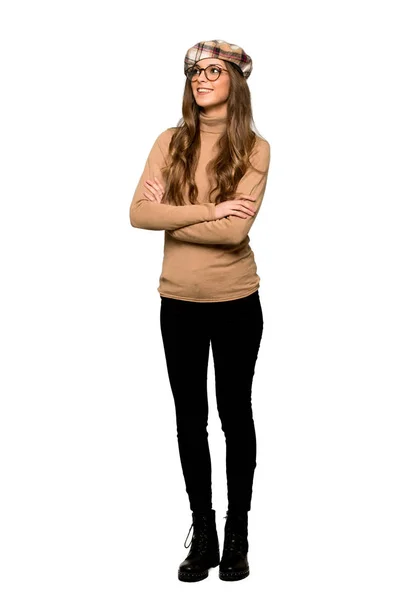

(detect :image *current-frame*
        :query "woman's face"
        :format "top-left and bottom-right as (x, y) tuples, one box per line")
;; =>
(190, 58), (230, 111)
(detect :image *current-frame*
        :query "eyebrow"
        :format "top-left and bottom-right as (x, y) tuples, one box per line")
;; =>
(193, 63), (223, 68)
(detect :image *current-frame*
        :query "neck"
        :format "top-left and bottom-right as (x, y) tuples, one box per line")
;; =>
(198, 110), (227, 134)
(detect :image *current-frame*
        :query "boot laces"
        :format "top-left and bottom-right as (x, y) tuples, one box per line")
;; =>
(184, 523), (193, 548)
(184, 516), (210, 555)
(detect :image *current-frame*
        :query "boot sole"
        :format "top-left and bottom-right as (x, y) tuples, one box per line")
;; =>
(178, 568), (208, 582)
(219, 567), (250, 581)
(178, 559), (220, 582)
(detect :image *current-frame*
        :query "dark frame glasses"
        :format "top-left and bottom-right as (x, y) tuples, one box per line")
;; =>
(186, 64), (229, 82)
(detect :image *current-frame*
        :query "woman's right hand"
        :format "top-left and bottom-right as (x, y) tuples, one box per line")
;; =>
(215, 195), (257, 220)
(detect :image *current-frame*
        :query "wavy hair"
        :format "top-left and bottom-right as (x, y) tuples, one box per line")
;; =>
(160, 61), (268, 207)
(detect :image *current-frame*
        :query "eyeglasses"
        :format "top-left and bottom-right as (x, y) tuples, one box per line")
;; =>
(186, 64), (229, 82)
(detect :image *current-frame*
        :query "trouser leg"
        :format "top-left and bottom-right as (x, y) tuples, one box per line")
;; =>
(160, 297), (213, 512)
(210, 291), (264, 513)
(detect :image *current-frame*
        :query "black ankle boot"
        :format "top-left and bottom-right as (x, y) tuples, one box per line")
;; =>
(219, 510), (250, 581)
(178, 509), (220, 582)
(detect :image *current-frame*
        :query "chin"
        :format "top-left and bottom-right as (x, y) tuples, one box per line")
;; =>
(197, 99), (219, 107)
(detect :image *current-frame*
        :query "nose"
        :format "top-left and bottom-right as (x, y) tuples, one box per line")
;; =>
(198, 70), (208, 83)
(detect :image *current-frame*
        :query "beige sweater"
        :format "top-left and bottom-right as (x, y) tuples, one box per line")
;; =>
(129, 111), (271, 302)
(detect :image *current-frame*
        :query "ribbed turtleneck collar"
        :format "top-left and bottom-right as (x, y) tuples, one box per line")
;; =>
(198, 110), (227, 134)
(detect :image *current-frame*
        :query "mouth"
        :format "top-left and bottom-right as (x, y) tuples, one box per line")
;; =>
(197, 88), (213, 94)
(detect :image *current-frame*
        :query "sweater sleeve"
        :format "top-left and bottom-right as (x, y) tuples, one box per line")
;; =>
(129, 131), (216, 230)
(166, 140), (271, 245)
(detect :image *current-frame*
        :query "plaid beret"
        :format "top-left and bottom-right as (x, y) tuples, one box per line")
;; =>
(184, 39), (253, 79)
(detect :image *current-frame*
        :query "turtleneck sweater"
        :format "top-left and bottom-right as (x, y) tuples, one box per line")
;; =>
(197, 110), (228, 134)
(129, 110), (271, 302)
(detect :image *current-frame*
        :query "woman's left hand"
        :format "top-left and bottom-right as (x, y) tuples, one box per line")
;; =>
(143, 176), (165, 203)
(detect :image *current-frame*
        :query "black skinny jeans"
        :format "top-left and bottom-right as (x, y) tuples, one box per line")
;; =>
(160, 290), (264, 514)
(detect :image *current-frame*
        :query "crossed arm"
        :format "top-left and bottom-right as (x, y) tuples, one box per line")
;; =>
(166, 140), (271, 245)
(130, 132), (270, 244)
(129, 132), (216, 230)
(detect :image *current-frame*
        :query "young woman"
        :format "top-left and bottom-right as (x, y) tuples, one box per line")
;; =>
(129, 39), (271, 582)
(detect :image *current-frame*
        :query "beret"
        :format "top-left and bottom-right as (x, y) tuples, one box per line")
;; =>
(184, 39), (253, 79)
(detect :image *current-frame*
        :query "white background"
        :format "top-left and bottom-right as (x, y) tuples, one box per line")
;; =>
(1, 1), (399, 598)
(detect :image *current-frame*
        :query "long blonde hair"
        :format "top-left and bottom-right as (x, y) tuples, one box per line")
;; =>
(160, 61), (268, 206)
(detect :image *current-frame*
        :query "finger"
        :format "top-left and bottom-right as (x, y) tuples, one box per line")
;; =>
(231, 209), (250, 219)
(145, 183), (164, 201)
(145, 180), (158, 191)
(154, 176), (164, 190)
(145, 180), (163, 198)
(143, 190), (156, 202)
(235, 205), (255, 217)
(240, 201), (256, 214)
(144, 182), (162, 201)
(246, 200), (257, 211)
(239, 208), (254, 217)
(147, 178), (164, 194)
(147, 187), (162, 203)
(239, 194), (257, 201)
